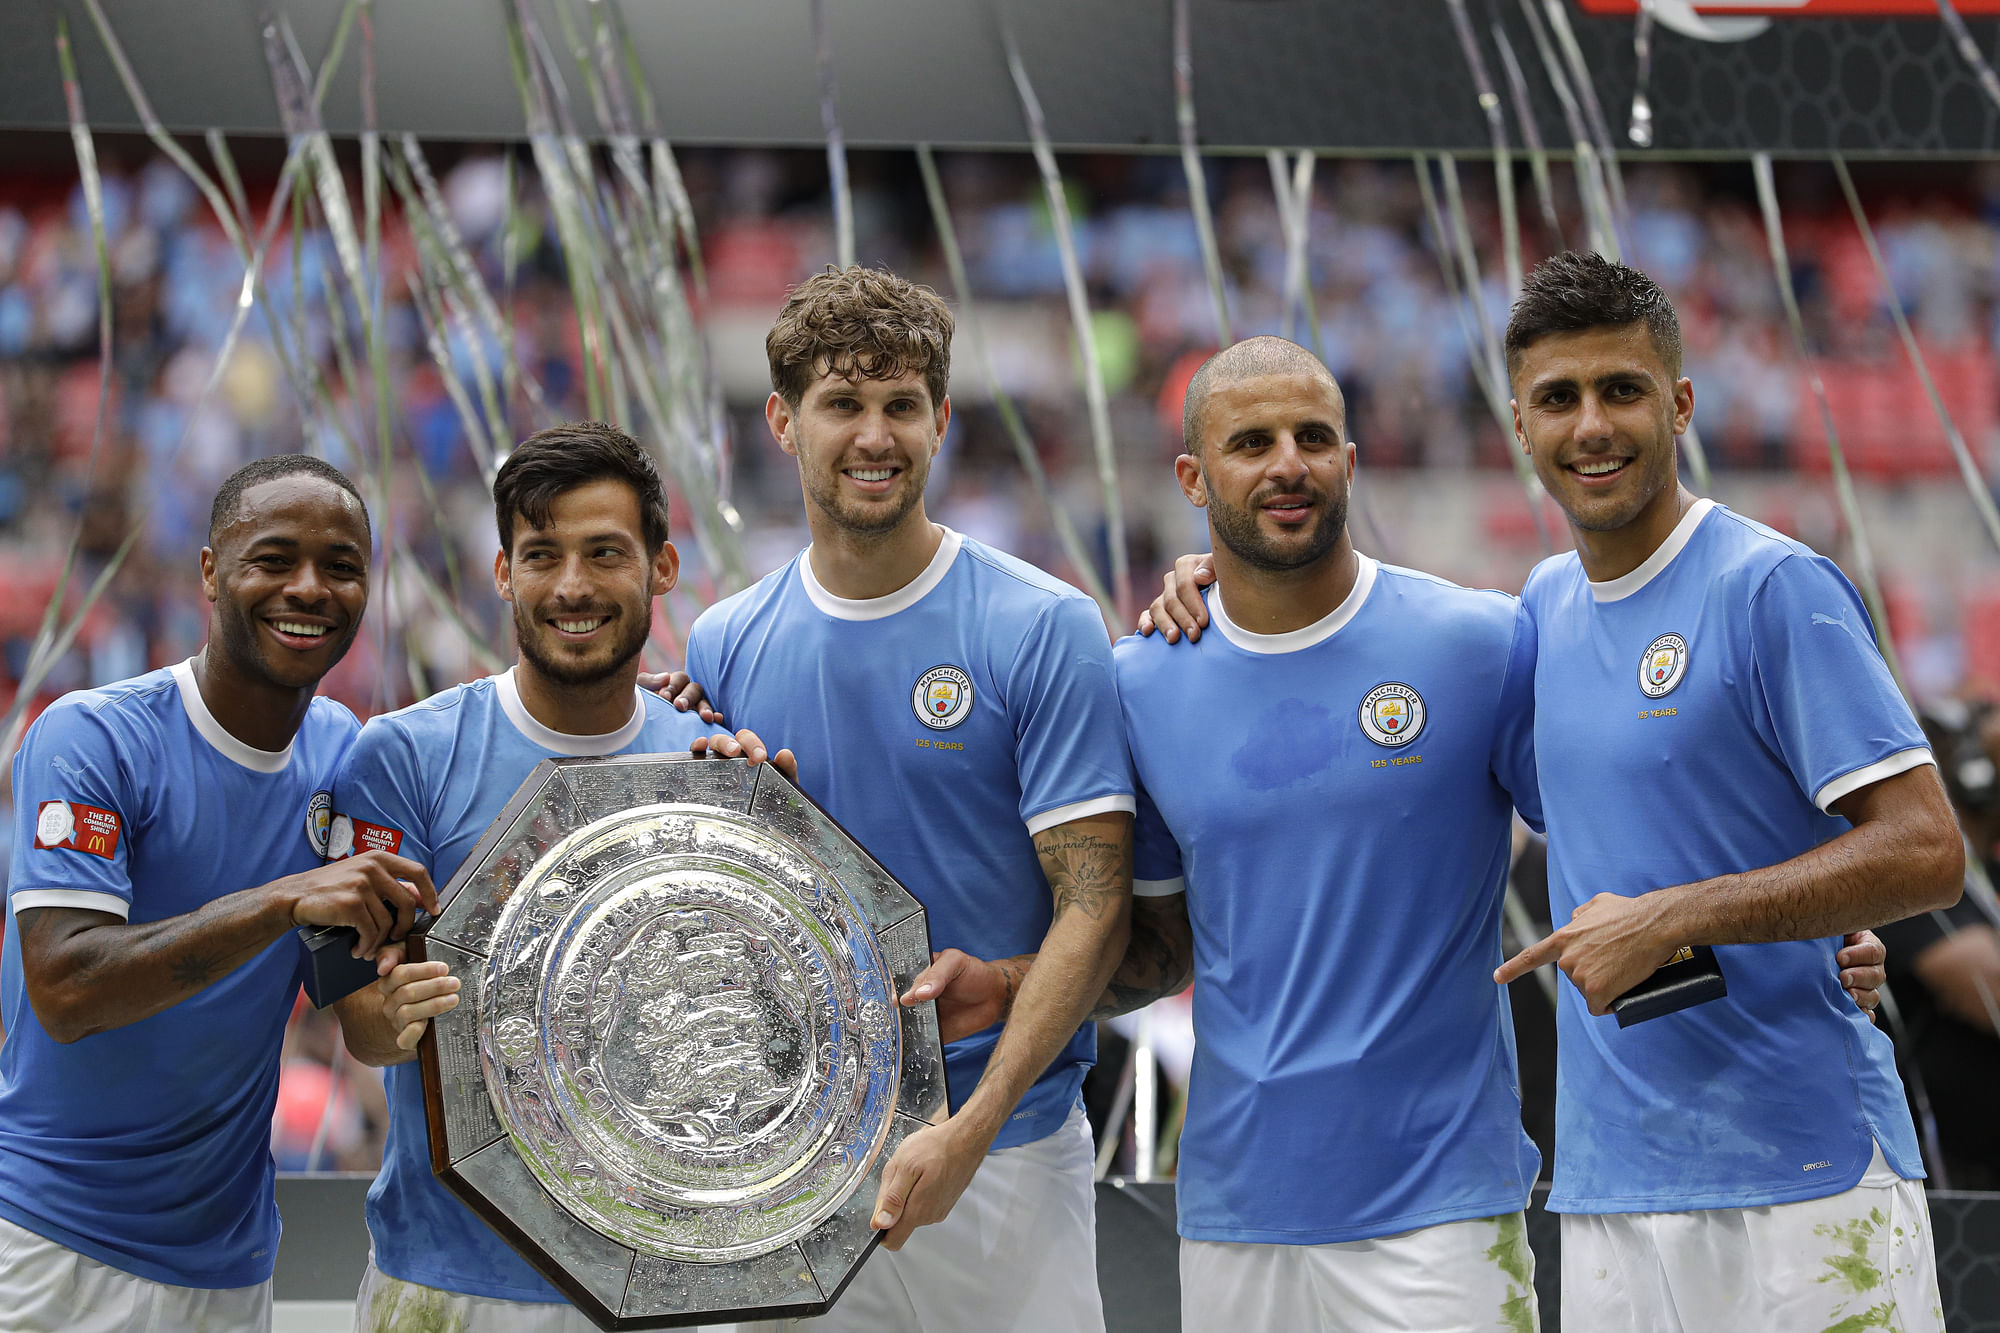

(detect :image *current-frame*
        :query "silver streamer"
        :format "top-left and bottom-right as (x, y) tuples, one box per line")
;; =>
(915, 146), (1115, 617)
(1751, 153), (1903, 692)
(1418, 155), (1553, 553)
(1173, 0), (1231, 347)
(1002, 23), (1133, 619)
(1831, 157), (2000, 555)
(812, 0), (856, 269)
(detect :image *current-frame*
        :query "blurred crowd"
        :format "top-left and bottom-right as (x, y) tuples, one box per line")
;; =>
(2, 139), (1999, 1172)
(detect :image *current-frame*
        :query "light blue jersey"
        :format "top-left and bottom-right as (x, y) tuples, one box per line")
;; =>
(331, 670), (707, 1301)
(1523, 499), (1929, 1214)
(0, 659), (357, 1288)
(1117, 558), (1543, 1243)
(685, 529), (1134, 1150)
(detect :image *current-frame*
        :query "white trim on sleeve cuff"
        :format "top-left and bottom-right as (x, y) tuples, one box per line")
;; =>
(1814, 747), (1935, 813)
(1023, 794), (1137, 837)
(10, 889), (131, 920)
(1133, 876), (1186, 899)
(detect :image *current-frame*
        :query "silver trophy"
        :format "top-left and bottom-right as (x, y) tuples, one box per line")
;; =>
(412, 755), (948, 1330)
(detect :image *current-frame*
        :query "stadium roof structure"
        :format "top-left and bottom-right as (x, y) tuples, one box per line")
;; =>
(1, 0), (1998, 156)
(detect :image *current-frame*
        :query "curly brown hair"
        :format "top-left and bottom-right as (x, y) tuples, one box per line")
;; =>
(765, 265), (954, 409)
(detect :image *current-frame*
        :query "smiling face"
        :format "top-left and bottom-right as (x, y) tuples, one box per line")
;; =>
(1178, 369), (1355, 572)
(769, 371), (948, 542)
(495, 477), (678, 689)
(1511, 320), (1694, 536)
(201, 475), (369, 691)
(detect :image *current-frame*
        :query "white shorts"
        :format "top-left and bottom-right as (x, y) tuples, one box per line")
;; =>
(740, 1104), (1104, 1333)
(1560, 1150), (1944, 1333)
(353, 1257), (741, 1333)
(0, 1212), (272, 1333)
(1180, 1212), (1539, 1333)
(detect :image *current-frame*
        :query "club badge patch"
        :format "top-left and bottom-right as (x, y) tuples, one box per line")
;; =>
(912, 665), (974, 730)
(1359, 682), (1426, 747)
(306, 790), (334, 857)
(1639, 633), (1689, 699)
(35, 800), (121, 859)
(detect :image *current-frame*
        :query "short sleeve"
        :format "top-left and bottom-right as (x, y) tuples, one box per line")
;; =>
(1132, 779), (1184, 896)
(1748, 554), (1933, 813)
(1491, 598), (1544, 834)
(8, 704), (138, 919)
(1006, 596), (1136, 835)
(328, 720), (434, 870)
(684, 612), (725, 721)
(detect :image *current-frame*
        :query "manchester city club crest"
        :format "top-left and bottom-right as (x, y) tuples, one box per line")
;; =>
(1359, 682), (1425, 747)
(911, 664), (974, 730)
(305, 790), (334, 856)
(1639, 633), (1689, 699)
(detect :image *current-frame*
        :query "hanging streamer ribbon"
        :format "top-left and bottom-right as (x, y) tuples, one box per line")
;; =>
(1001, 21), (1133, 620)
(1515, 0), (1622, 260)
(1445, 0), (1523, 298)
(916, 146), (1116, 618)
(1935, 0), (2000, 109)
(1629, 0), (1657, 147)
(1173, 0), (1231, 348)
(1751, 153), (1905, 693)
(1491, 19), (1565, 249)
(1831, 157), (2000, 554)
(811, 0), (856, 269)
(1416, 155), (1554, 553)
(1267, 151), (1320, 351)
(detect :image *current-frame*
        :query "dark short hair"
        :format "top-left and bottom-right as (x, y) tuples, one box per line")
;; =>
(1181, 335), (1345, 454)
(1504, 251), (1683, 381)
(766, 265), (953, 410)
(493, 421), (671, 554)
(208, 454), (369, 545)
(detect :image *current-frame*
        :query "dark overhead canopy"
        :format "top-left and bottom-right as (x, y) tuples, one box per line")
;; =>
(1, 1), (1996, 156)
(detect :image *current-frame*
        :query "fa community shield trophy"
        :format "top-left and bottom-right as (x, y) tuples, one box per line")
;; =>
(409, 755), (948, 1330)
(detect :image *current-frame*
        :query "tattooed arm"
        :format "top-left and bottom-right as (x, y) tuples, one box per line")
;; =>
(906, 892), (1193, 1038)
(868, 811), (1132, 1249)
(15, 852), (434, 1044)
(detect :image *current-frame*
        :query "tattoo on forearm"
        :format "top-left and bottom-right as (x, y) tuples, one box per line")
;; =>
(1089, 897), (1194, 1021)
(1036, 828), (1128, 923)
(995, 958), (1026, 1020)
(169, 951), (221, 990)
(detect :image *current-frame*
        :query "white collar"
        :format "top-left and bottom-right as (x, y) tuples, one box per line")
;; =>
(495, 667), (647, 756)
(798, 527), (963, 621)
(1588, 497), (1717, 603)
(171, 656), (295, 773)
(1209, 555), (1379, 655)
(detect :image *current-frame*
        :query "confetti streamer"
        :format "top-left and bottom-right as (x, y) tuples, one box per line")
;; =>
(1491, 19), (1565, 249)
(1935, 0), (2000, 110)
(1629, 0), (1658, 147)
(1002, 23), (1133, 619)
(811, 0), (856, 269)
(1514, 0), (1621, 260)
(1751, 153), (1904, 691)
(915, 144), (1115, 618)
(1445, 0), (1523, 297)
(1417, 154), (1554, 553)
(1831, 156), (2000, 554)
(1267, 150), (1320, 352)
(1173, 0), (1231, 347)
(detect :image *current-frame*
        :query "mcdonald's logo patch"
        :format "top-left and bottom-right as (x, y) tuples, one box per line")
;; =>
(34, 800), (121, 860)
